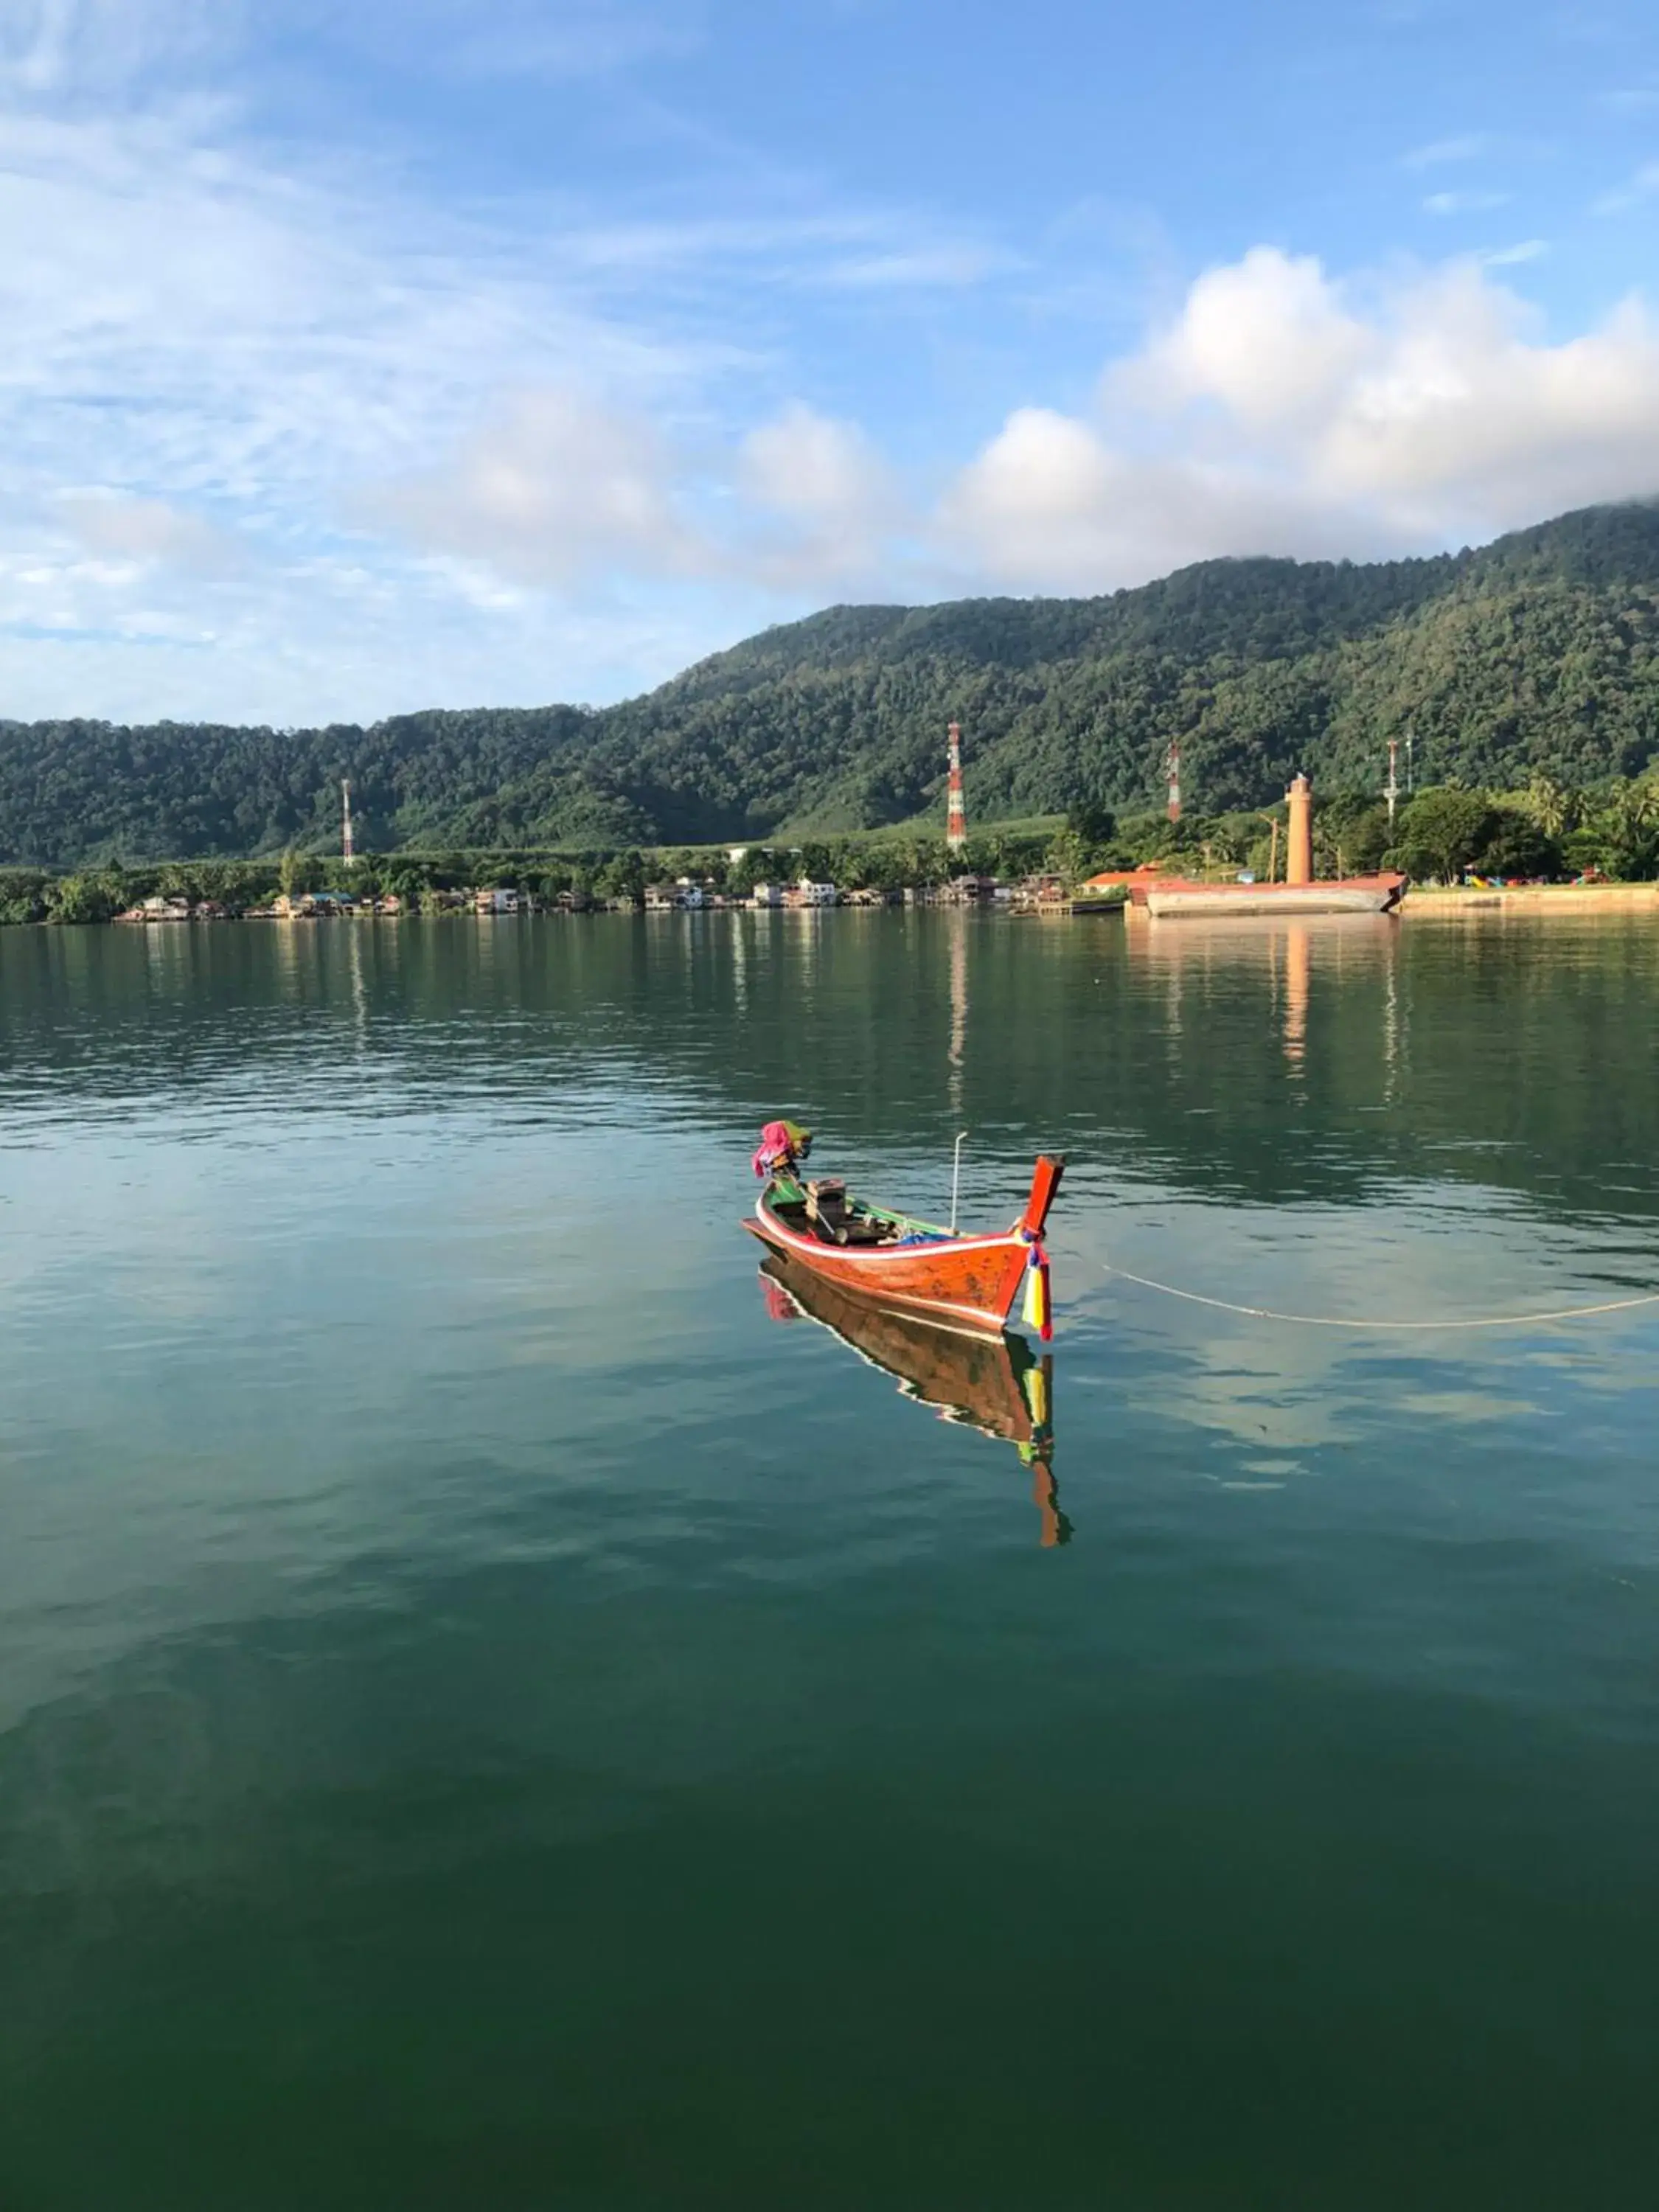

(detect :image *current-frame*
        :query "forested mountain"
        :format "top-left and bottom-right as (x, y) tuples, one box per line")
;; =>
(4, 501), (1658, 866)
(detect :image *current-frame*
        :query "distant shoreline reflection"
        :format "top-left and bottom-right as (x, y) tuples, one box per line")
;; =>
(1130, 910), (1402, 1082)
(758, 1251), (1069, 1548)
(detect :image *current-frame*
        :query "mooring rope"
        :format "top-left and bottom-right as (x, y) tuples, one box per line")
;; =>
(1099, 1259), (1659, 1332)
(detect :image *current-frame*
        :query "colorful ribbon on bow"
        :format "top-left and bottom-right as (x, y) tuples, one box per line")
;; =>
(1021, 1234), (1053, 1342)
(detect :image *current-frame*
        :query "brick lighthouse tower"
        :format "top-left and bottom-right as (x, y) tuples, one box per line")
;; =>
(946, 721), (967, 852)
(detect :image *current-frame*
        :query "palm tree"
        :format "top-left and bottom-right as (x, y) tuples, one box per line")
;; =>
(1601, 783), (1651, 838)
(1523, 773), (1575, 839)
(1589, 779), (1659, 880)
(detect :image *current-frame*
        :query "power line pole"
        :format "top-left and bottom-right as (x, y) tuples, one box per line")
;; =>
(341, 779), (355, 867)
(1164, 739), (1182, 824)
(1385, 737), (1399, 830)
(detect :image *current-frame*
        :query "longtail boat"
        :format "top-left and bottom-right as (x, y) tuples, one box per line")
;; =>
(742, 1121), (1064, 1337)
(759, 1247), (1068, 1545)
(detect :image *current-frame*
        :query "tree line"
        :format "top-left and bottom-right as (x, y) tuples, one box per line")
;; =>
(6, 767), (1656, 925)
(1, 500), (1655, 871)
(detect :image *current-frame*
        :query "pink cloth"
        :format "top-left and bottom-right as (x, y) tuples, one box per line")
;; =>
(752, 1119), (808, 1178)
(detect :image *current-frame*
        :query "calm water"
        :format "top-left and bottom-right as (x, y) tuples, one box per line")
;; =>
(2, 911), (1658, 2208)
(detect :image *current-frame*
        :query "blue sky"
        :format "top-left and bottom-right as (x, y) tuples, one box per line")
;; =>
(2, 0), (1658, 723)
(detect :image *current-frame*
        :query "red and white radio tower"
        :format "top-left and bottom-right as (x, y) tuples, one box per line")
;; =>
(1164, 740), (1182, 824)
(946, 721), (967, 851)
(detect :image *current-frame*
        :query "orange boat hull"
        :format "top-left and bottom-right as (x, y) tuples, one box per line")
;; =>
(742, 1203), (1032, 1334)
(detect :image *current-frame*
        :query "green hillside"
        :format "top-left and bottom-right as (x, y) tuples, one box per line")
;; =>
(3, 501), (1658, 867)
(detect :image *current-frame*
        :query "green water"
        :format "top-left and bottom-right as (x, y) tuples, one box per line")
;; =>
(2, 911), (1658, 2209)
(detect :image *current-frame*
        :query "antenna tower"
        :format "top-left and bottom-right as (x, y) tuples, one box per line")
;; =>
(946, 722), (967, 852)
(1385, 738), (1399, 830)
(1164, 739), (1182, 824)
(341, 778), (355, 866)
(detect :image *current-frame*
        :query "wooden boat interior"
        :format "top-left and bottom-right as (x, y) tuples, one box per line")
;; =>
(766, 1175), (953, 1251)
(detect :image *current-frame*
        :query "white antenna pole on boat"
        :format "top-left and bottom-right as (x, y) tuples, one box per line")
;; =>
(950, 1130), (968, 1234)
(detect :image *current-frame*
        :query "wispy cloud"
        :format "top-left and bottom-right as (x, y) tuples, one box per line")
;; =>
(1402, 133), (1492, 170)
(1593, 159), (1659, 213)
(0, 0), (238, 97)
(1422, 189), (1511, 214)
(1482, 238), (1549, 265)
(818, 244), (1012, 289)
(0, 4), (1018, 717)
(332, 0), (703, 83)
(543, 209), (994, 291)
(0, 76), (760, 716)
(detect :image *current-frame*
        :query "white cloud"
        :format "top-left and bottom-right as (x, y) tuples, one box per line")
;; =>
(1317, 271), (1659, 525)
(1481, 239), (1549, 266)
(939, 247), (1659, 593)
(737, 403), (898, 585)
(742, 404), (886, 521)
(370, 394), (902, 598)
(937, 408), (1116, 588)
(936, 406), (1361, 595)
(58, 491), (241, 573)
(1116, 248), (1369, 432)
(366, 388), (700, 587)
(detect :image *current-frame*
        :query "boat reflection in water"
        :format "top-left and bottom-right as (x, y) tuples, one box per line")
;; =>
(759, 1248), (1069, 1548)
